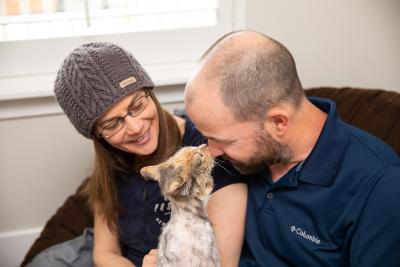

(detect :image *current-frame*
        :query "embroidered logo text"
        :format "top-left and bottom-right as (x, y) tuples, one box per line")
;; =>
(290, 225), (321, 244)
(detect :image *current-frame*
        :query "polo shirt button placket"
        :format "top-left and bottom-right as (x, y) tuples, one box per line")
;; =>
(263, 190), (275, 213)
(263, 191), (275, 215)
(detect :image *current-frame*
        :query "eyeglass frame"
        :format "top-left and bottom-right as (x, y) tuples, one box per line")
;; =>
(94, 90), (151, 138)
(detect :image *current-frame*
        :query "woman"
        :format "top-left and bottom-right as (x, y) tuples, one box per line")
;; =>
(54, 42), (248, 267)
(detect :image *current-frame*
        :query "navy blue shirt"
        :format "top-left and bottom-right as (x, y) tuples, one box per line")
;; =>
(240, 97), (400, 267)
(117, 118), (246, 267)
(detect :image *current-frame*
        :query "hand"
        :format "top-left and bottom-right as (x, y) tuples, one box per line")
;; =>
(143, 249), (158, 267)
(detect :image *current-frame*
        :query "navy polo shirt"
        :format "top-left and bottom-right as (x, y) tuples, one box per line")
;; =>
(240, 97), (400, 267)
(117, 118), (247, 267)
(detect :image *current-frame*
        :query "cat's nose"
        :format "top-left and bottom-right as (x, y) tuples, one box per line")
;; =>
(208, 145), (223, 158)
(199, 144), (209, 152)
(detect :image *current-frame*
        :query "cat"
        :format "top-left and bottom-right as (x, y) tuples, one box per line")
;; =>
(140, 144), (220, 267)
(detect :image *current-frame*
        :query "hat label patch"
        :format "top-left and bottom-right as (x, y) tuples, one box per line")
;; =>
(119, 76), (137, 88)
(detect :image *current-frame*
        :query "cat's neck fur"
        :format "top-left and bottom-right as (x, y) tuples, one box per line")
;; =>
(168, 195), (210, 222)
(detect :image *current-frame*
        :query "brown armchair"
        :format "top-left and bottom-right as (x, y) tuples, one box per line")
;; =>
(306, 87), (400, 154)
(21, 86), (400, 266)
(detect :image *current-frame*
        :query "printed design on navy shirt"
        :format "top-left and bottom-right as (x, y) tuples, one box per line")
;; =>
(290, 225), (321, 244)
(153, 196), (171, 226)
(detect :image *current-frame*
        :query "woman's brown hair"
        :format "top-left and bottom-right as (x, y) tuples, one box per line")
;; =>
(85, 90), (182, 232)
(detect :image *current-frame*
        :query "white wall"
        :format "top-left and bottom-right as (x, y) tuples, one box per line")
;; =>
(0, 112), (92, 233)
(1, 0), (399, 266)
(246, 0), (400, 92)
(0, 111), (93, 267)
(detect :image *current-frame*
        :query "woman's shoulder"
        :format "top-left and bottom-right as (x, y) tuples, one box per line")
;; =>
(173, 115), (186, 137)
(173, 113), (205, 147)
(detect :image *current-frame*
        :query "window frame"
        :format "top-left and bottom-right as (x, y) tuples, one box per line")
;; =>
(0, 0), (245, 106)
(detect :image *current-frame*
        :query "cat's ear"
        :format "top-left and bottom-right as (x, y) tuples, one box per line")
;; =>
(166, 179), (185, 194)
(140, 165), (161, 181)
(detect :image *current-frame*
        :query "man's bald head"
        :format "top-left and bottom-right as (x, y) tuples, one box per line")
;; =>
(185, 30), (305, 122)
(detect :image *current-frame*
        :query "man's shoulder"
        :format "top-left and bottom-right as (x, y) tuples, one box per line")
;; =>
(346, 124), (399, 165)
(329, 121), (400, 195)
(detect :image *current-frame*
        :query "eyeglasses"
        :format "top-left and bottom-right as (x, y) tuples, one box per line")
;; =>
(96, 90), (150, 138)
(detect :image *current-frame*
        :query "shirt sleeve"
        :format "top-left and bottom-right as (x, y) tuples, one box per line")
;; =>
(350, 165), (400, 266)
(212, 157), (248, 192)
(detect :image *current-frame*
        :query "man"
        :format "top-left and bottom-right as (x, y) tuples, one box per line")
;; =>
(184, 30), (400, 266)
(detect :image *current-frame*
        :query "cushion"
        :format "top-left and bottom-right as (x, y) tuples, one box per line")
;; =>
(305, 87), (400, 155)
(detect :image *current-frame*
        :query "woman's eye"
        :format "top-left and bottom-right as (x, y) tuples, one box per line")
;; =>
(104, 119), (120, 130)
(130, 102), (144, 113)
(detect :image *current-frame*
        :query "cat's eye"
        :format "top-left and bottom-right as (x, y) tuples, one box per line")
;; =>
(194, 152), (204, 163)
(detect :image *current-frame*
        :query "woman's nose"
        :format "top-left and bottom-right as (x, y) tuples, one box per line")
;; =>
(124, 116), (143, 134)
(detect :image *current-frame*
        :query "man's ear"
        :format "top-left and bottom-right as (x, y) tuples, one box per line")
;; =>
(140, 165), (161, 181)
(264, 108), (289, 137)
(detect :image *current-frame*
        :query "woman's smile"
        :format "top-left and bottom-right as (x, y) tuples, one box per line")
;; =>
(130, 130), (150, 145)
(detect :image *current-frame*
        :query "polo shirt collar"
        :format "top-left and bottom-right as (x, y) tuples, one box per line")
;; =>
(296, 97), (350, 187)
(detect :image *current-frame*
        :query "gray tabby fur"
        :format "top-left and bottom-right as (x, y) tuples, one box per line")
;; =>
(140, 144), (220, 267)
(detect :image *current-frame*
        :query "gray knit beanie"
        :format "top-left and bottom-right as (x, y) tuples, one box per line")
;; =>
(54, 42), (155, 138)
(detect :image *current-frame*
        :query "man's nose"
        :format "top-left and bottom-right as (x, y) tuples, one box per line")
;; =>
(208, 140), (224, 158)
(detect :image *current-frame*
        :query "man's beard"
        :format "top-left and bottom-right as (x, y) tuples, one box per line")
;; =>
(231, 129), (293, 175)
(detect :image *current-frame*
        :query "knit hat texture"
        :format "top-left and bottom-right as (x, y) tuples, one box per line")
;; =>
(54, 42), (155, 138)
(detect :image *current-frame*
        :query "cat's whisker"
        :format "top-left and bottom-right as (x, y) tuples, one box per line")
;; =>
(172, 145), (183, 151)
(165, 145), (183, 155)
(213, 159), (234, 176)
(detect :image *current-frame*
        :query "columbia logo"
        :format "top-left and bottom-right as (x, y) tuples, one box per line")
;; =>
(290, 225), (321, 244)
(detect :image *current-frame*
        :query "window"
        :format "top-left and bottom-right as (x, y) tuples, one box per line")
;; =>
(0, 0), (218, 41)
(0, 0), (244, 119)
